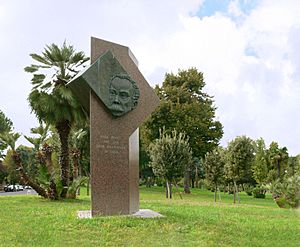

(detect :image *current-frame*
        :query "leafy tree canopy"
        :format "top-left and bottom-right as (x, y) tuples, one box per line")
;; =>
(268, 141), (289, 181)
(204, 147), (226, 202)
(142, 68), (223, 158)
(225, 135), (255, 182)
(252, 138), (269, 184)
(0, 110), (12, 134)
(204, 147), (225, 187)
(148, 129), (193, 183)
(148, 129), (193, 198)
(26, 42), (89, 126)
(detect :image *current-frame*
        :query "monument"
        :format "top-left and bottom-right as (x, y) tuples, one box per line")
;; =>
(68, 37), (159, 216)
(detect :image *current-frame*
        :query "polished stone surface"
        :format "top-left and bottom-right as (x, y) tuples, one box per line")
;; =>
(90, 37), (159, 216)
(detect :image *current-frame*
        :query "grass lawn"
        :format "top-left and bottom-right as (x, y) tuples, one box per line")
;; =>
(0, 187), (299, 247)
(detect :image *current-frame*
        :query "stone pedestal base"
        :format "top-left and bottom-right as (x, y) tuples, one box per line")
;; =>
(77, 209), (164, 219)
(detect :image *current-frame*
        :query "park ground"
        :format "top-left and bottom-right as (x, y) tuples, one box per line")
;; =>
(0, 186), (299, 247)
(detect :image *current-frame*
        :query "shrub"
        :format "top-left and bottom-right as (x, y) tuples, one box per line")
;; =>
(246, 189), (253, 196)
(252, 186), (266, 199)
(245, 185), (253, 196)
(275, 197), (291, 209)
(270, 176), (300, 209)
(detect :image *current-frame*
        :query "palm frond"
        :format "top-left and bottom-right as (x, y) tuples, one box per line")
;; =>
(36, 165), (51, 188)
(24, 65), (39, 73)
(31, 74), (46, 85)
(27, 41), (88, 126)
(30, 53), (52, 65)
(40, 82), (52, 90)
(0, 132), (21, 151)
(67, 176), (88, 198)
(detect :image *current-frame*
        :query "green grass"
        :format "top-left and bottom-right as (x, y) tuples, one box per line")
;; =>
(0, 187), (299, 247)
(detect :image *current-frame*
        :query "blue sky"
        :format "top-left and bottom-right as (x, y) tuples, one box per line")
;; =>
(198, 0), (233, 17)
(197, 0), (259, 17)
(1, 0), (300, 155)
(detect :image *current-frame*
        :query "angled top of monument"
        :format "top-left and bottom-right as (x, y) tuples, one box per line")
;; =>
(68, 37), (159, 134)
(68, 50), (140, 117)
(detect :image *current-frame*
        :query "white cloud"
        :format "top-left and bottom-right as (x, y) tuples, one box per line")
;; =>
(136, 0), (300, 154)
(1, 0), (300, 155)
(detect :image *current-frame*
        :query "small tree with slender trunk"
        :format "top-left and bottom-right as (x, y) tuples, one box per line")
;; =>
(204, 147), (225, 202)
(252, 138), (269, 185)
(148, 129), (193, 199)
(225, 136), (255, 204)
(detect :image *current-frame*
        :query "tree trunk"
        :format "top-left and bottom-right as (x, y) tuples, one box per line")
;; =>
(165, 181), (173, 199)
(166, 181), (169, 198)
(174, 181), (182, 199)
(191, 178), (195, 188)
(195, 166), (199, 188)
(233, 181), (236, 204)
(214, 184), (217, 202)
(277, 160), (281, 179)
(41, 144), (60, 199)
(42, 143), (54, 175)
(77, 158), (83, 196)
(56, 120), (71, 198)
(233, 180), (240, 204)
(86, 176), (90, 196)
(184, 170), (191, 194)
(72, 150), (79, 179)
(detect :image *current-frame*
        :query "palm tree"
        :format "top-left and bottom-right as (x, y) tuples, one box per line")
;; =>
(0, 132), (20, 152)
(25, 42), (89, 198)
(24, 123), (49, 151)
(0, 131), (52, 198)
(269, 142), (289, 180)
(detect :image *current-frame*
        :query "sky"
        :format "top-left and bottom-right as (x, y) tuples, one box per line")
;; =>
(0, 0), (300, 155)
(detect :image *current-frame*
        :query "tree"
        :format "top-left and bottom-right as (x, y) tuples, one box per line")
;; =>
(69, 126), (90, 196)
(295, 155), (300, 176)
(0, 110), (13, 159)
(142, 68), (223, 193)
(24, 124), (49, 151)
(0, 160), (7, 184)
(268, 142), (288, 181)
(139, 136), (154, 187)
(287, 156), (298, 177)
(190, 157), (205, 188)
(143, 68), (223, 158)
(0, 110), (12, 134)
(1, 130), (56, 198)
(252, 138), (269, 184)
(225, 136), (255, 203)
(148, 130), (193, 198)
(25, 42), (89, 198)
(204, 147), (225, 202)
(2, 149), (19, 184)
